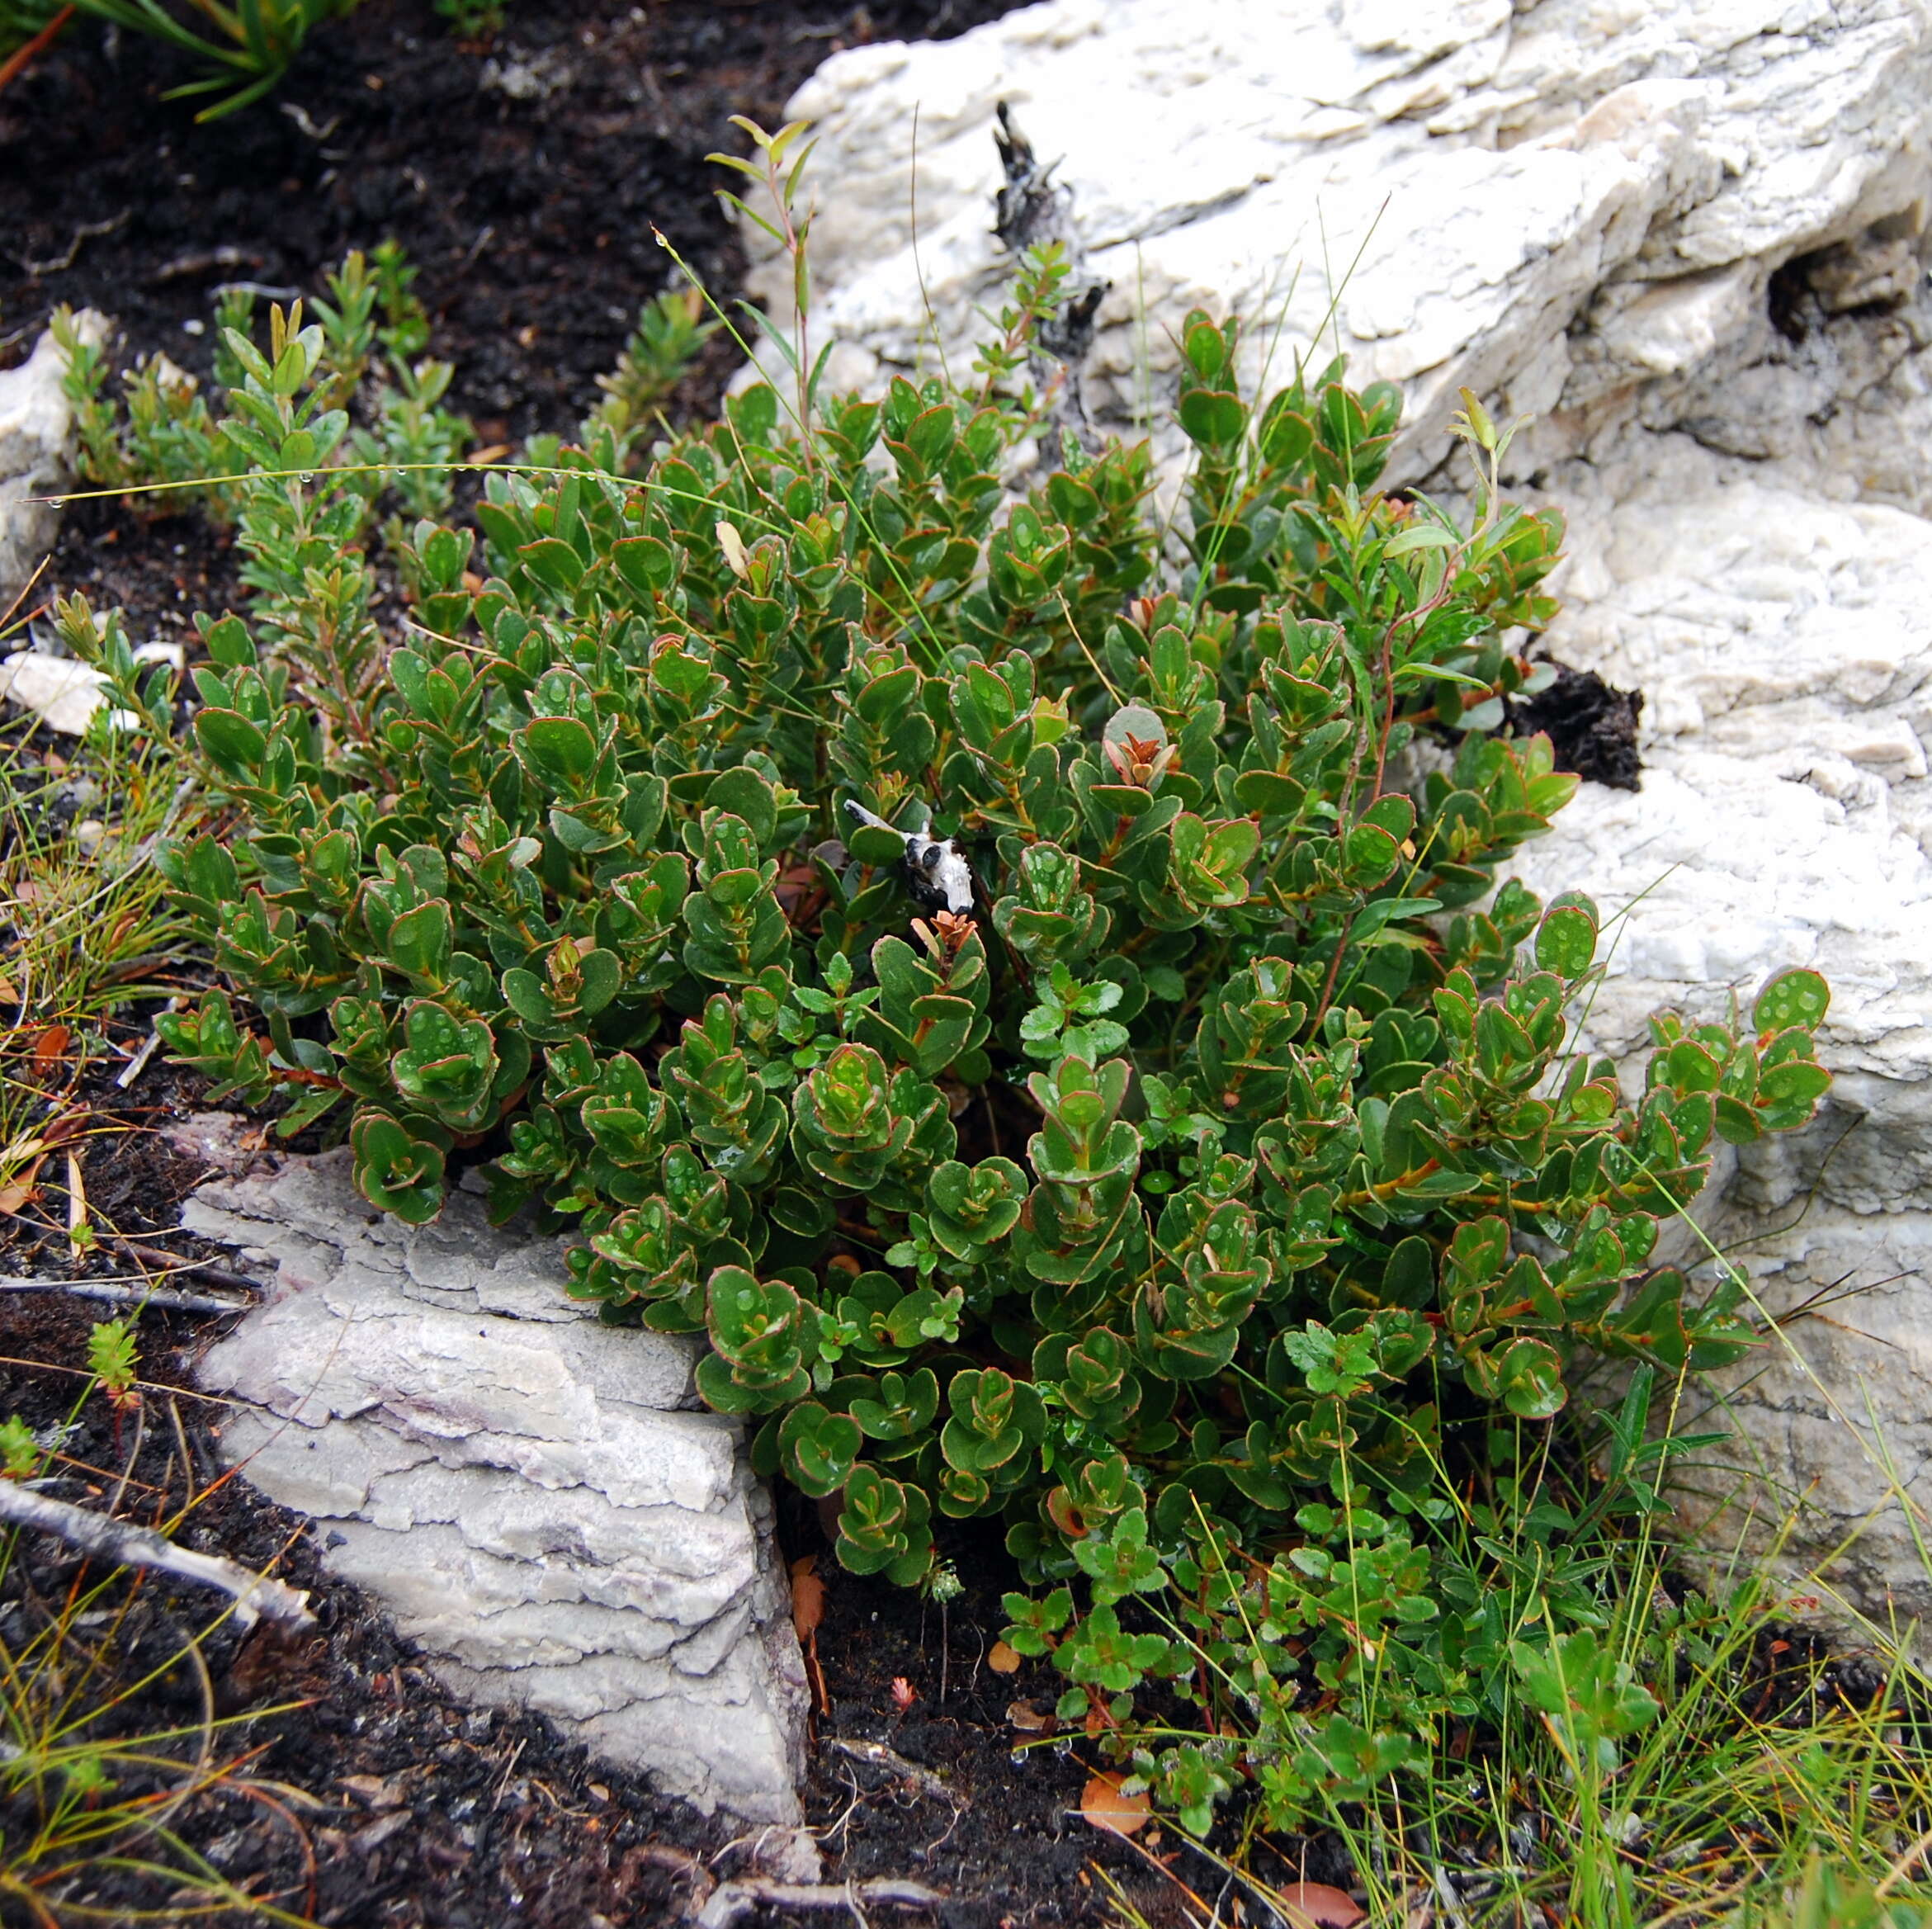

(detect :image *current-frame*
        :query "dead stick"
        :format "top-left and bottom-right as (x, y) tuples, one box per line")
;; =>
(0, 5), (73, 100)
(116, 996), (181, 1090)
(0, 1276), (252, 1315)
(0, 1478), (312, 1628)
(697, 1879), (946, 1929)
(827, 1737), (957, 1805)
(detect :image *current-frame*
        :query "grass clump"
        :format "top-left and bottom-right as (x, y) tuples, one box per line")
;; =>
(0, 0), (360, 120)
(0, 1315), (317, 1926)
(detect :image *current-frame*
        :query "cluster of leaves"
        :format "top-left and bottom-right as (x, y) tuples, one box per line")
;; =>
(2, 0), (510, 110)
(55, 242), (459, 522)
(586, 286), (720, 452)
(74, 136), (1834, 1833)
(432, 0), (503, 40)
(1051, 1365), (1727, 1833)
(57, 254), (716, 529)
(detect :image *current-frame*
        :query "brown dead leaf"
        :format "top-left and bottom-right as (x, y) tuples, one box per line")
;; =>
(337, 1773), (406, 1809)
(1006, 1700), (1053, 1733)
(790, 1554), (829, 1715)
(789, 1556), (824, 1642)
(988, 1639), (1022, 1675)
(1276, 1884), (1364, 1928)
(30, 1026), (70, 1075)
(38, 1109), (88, 1149)
(1079, 1772), (1151, 1838)
(0, 1165), (42, 1215)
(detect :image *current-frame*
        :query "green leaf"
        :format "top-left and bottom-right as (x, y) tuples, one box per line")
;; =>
(1383, 522), (1458, 556)
(1753, 967), (1830, 1033)
(194, 709), (267, 778)
(1496, 1336), (1566, 1420)
(1535, 900), (1599, 979)
(517, 716), (599, 787)
(349, 1113), (446, 1224)
(777, 1402), (863, 1497)
(1179, 388), (1247, 449)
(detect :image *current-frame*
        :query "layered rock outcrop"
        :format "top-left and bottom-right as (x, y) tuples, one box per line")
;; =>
(191, 1149), (810, 1823)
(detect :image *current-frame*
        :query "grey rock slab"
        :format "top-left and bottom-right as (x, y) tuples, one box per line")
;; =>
(758, 0), (1932, 1641)
(191, 1147), (809, 1823)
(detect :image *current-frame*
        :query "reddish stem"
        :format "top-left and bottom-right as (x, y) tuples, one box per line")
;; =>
(0, 6), (75, 100)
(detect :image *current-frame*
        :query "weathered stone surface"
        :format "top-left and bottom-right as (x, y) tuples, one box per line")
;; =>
(189, 1149), (810, 1823)
(1510, 452), (1932, 1641)
(0, 312), (105, 599)
(757, 0), (1932, 1631)
(747, 0), (1932, 487)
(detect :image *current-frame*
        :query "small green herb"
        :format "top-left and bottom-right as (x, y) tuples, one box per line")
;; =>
(85, 1321), (137, 1402)
(0, 1416), (41, 1481)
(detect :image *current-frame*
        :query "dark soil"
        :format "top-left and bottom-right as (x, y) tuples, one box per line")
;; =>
(0, 0), (1023, 440)
(0, 1287), (746, 1929)
(1512, 660), (1645, 792)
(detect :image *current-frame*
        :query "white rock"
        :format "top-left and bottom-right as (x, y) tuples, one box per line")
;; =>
(1505, 455), (1932, 1642)
(0, 636), (174, 736)
(190, 1149), (810, 1823)
(0, 313), (107, 601)
(0, 653), (118, 735)
(747, 0), (1932, 483)
(763, 1), (1932, 1636)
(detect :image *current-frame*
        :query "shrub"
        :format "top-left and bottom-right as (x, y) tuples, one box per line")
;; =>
(68, 134), (1834, 1829)
(55, 243), (462, 522)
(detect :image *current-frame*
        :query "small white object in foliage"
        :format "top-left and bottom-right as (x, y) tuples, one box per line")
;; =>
(843, 798), (977, 915)
(0, 639), (179, 736)
(0, 311), (109, 600)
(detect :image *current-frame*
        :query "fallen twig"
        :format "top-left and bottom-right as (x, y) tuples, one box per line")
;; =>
(111, 1241), (265, 1294)
(0, 1477), (313, 1628)
(696, 1877), (945, 1929)
(0, 1274), (253, 1315)
(117, 997), (182, 1090)
(826, 1738), (957, 1806)
(11, 206), (130, 277)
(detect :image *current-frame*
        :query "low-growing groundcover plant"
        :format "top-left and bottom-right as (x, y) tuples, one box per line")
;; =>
(59, 133), (1841, 1848)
